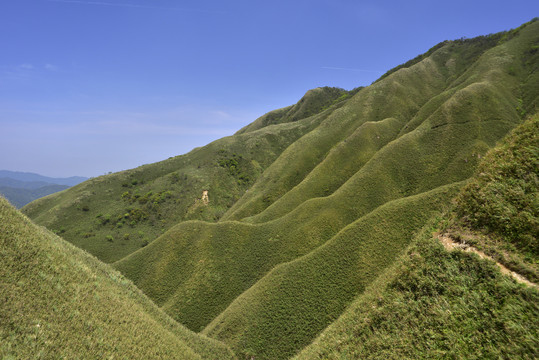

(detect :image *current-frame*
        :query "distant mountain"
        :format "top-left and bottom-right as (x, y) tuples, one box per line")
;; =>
(0, 170), (87, 187)
(0, 185), (69, 208)
(0, 170), (88, 208)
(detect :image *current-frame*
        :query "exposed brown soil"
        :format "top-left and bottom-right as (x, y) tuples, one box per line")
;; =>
(436, 232), (538, 289)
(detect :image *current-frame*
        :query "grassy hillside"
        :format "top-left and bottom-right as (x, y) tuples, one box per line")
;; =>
(202, 183), (462, 359)
(236, 86), (361, 134)
(0, 196), (235, 359)
(295, 116), (538, 359)
(113, 20), (539, 345)
(21, 19), (539, 359)
(444, 114), (538, 280)
(220, 20), (537, 223)
(22, 104), (328, 263)
(294, 222), (538, 359)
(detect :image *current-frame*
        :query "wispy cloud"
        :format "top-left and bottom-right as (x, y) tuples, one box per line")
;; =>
(45, 63), (59, 71)
(46, 0), (226, 13)
(321, 66), (383, 73)
(19, 63), (35, 70)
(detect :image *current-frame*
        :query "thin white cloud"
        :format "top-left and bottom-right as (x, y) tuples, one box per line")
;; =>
(19, 63), (35, 70)
(44, 64), (59, 71)
(321, 66), (383, 73)
(211, 110), (232, 118)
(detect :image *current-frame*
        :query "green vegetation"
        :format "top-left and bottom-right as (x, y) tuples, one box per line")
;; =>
(236, 86), (361, 134)
(296, 110), (539, 360)
(203, 183), (462, 359)
(295, 222), (538, 359)
(453, 115), (538, 249)
(15, 20), (539, 359)
(22, 107), (324, 262)
(0, 197), (235, 359)
(444, 114), (539, 281)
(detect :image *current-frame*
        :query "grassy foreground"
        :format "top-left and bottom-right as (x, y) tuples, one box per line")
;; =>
(0, 196), (235, 359)
(295, 222), (538, 359)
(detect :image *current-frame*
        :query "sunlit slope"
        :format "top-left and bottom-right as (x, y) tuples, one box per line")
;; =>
(236, 86), (360, 134)
(445, 114), (539, 280)
(113, 21), (538, 339)
(0, 197), (235, 359)
(294, 224), (538, 360)
(222, 24), (537, 222)
(22, 92), (341, 263)
(202, 182), (462, 359)
(295, 115), (539, 360)
(222, 20), (538, 223)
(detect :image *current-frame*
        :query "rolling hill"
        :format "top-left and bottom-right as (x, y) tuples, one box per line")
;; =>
(0, 196), (235, 359)
(18, 19), (539, 359)
(295, 114), (538, 360)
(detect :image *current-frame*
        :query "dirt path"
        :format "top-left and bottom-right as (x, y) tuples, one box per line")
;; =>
(436, 233), (538, 289)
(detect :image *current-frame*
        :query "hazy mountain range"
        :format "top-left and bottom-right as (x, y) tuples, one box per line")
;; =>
(0, 170), (87, 208)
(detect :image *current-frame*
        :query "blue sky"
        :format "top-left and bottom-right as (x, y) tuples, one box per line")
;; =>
(1, 0), (537, 177)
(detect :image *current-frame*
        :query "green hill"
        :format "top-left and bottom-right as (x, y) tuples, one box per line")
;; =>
(295, 114), (539, 360)
(0, 196), (235, 359)
(19, 19), (539, 359)
(22, 86), (350, 263)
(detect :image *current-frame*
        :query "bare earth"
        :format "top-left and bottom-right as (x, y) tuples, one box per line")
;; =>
(436, 233), (538, 289)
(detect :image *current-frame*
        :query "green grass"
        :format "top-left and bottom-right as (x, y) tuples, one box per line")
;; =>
(110, 20), (539, 357)
(18, 19), (539, 359)
(295, 221), (538, 359)
(202, 183), (462, 359)
(22, 106), (326, 263)
(221, 20), (537, 223)
(444, 114), (539, 281)
(0, 196), (235, 359)
(236, 86), (361, 134)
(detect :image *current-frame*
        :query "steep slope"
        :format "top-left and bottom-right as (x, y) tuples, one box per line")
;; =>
(113, 20), (539, 349)
(202, 182), (462, 359)
(295, 115), (538, 360)
(22, 98), (334, 262)
(444, 114), (538, 281)
(221, 20), (539, 223)
(0, 196), (235, 359)
(236, 86), (360, 134)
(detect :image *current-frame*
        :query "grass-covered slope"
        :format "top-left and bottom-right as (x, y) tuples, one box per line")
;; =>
(113, 21), (539, 346)
(20, 19), (539, 360)
(295, 115), (539, 359)
(22, 103), (328, 263)
(202, 183), (462, 359)
(295, 223), (538, 359)
(445, 114), (539, 280)
(221, 20), (539, 223)
(0, 197), (235, 359)
(236, 86), (360, 134)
